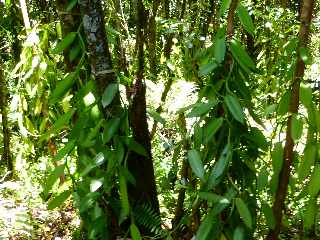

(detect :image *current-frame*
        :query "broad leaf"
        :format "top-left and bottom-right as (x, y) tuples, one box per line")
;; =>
(219, 0), (232, 17)
(188, 149), (205, 182)
(230, 40), (256, 73)
(187, 100), (218, 118)
(224, 95), (245, 124)
(147, 109), (166, 125)
(199, 192), (228, 203)
(50, 72), (76, 105)
(48, 190), (71, 210)
(303, 198), (317, 231)
(235, 198), (252, 228)
(308, 165), (320, 197)
(199, 61), (218, 77)
(53, 140), (76, 163)
(261, 202), (275, 229)
(233, 226), (245, 240)
(298, 144), (316, 180)
(204, 117), (224, 143)
(196, 210), (221, 240)
(102, 83), (118, 108)
(103, 118), (121, 143)
(119, 171), (129, 223)
(130, 224), (142, 240)
(90, 178), (104, 192)
(214, 38), (226, 63)
(52, 32), (77, 54)
(300, 86), (312, 108)
(291, 114), (303, 141)
(237, 4), (255, 36)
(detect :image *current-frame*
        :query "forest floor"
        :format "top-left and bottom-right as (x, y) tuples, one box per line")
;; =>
(0, 178), (79, 240)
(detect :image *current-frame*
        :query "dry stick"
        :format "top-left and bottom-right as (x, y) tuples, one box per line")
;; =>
(267, 0), (315, 239)
(18, 0), (30, 30)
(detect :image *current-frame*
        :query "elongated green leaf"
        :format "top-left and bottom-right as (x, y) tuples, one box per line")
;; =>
(52, 32), (77, 54)
(277, 92), (290, 115)
(187, 100), (218, 118)
(300, 47), (312, 65)
(199, 61), (218, 77)
(90, 178), (104, 192)
(102, 83), (118, 108)
(207, 145), (231, 189)
(42, 165), (65, 198)
(103, 118), (121, 143)
(204, 117), (224, 143)
(225, 95), (245, 124)
(188, 149), (205, 181)
(261, 202), (275, 229)
(237, 4), (255, 36)
(272, 142), (283, 175)
(196, 210), (221, 240)
(214, 38), (226, 63)
(308, 165), (320, 197)
(147, 109), (166, 125)
(233, 226), (245, 240)
(48, 190), (71, 210)
(219, 0), (232, 17)
(235, 198), (252, 228)
(291, 114), (303, 141)
(257, 167), (268, 191)
(53, 140), (76, 163)
(130, 224), (142, 240)
(119, 171), (129, 223)
(230, 40), (256, 73)
(50, 72), (76, 105)
(300, 86), (312, 108)
(298, 144), (316, 180)
(66, 0), (77, 11)
(122, 137), (148, 156)
(199, 192), (228, 203)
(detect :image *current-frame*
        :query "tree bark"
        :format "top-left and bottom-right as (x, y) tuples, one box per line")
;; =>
(128, 0), (160, 230)
(0, 64), (13, 176)
(267, 0), (314, 239)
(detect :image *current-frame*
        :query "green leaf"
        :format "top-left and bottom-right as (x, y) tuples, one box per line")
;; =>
(300, 47), (312, 65)
(147, 109), (166, 125)
(187, 100), (218, 118)
(308, 165), (320, 197)
(214, 38), (226, 63)
(300, 86), (313, 108)
(277, 92), (290, 115)
(230, 39), (256, 73)
(235, 198), (252, 229)
(291, 114), (303, 141)
(219, 0), (232, 17)
(119, 171), (129, 223)
(69, 44), (81, 62)
(261, 202), (275, 229)
(224, 95), (245, 124)
(233, 226), (245, 240)
(188, 149), (205, 182)
(272, 142), (283, 174)
(207, 144), (231, 189)
(50, 72), (76, 105)
(52, 32), (77, 54)
(204, 117), (224, 143)
(257, 167), (268, 191)
(298, 144), (316, 180)
(199, 192), (229, 203)
(102, 83), (118, 108)
(130, 224), (142, 240)
(196, 210), (221, 240)
(237, 4), (255, 36)
(103, 118), (121, 143)
(123, 138), (148, 157)
(66, 0), (78, 11)
(42, 165), (65, 198)
(53, 140), (76, 163)
(48, 190), (71, 210)
(199, 61), (218, 77)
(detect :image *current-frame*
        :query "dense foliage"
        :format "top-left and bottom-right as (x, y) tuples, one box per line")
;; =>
(0, 0), (320, 239)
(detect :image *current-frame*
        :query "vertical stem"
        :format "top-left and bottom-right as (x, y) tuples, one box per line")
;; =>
(268, 0), (314, 239)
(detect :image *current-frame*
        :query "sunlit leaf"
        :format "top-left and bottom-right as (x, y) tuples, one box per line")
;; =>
(224, 95), (245, 124)
(187, 100), (218, 118)
(188, 149), (205, 182)
(50, 72), (76, 105)
(130, 224), (142, 240)
(48, 190), (71, 210)
(147, 109), (166, 125)
(298, 144), (316, 180)
(291, 114), (303, 142)
(308, 165), (320, 197)
(235, 198), (252, 228)
(237, 4), (255, 36)
(219, 0), (232, 17)
(102, 83), (118, 108)
(204, 117), (224, 143)
(90, 178), (104, 192)
(230, 39), (256, 73)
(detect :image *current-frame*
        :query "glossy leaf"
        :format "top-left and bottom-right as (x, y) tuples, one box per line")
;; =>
(291, 114), (303, 141)
(230, 39), (256, 73)
(187, 100), (218, 118)
(237, 4), (255, 36)
(48, 190), (71, 210)
(298, 144), (316, 180)
(235, 198), (252, 229)
(299, 86), (312, 107)
(102, 83), (118, 108)
(50, 72), (76, 105)
(130, 224), (142, 240)
(224, 95), (245, 124)
(103, 118), (121, 143)
(188, 149), (205, 182)
(214, 38), (226, 63)
(52, 32), (77, 54)
(204, 117), (223, 143)
(90, 178), (104, 192)
(308, 165), (320, 197)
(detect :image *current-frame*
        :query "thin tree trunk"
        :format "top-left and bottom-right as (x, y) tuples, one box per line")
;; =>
(267, 0), (314, 239)
(0, 64), (13, 176)
(128, 0), (160, 231)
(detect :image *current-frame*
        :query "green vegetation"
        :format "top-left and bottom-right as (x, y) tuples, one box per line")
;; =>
(0, 0), (320, 239)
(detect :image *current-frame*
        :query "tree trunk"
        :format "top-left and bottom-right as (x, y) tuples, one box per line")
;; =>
(128, 0), (160, 232)
(267, 0), (314, 239)
(0, 64), (13, 176)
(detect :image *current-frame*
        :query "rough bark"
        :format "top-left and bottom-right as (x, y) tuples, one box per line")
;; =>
(267, 0), (314, 239)
(128, 0), (160, 227)
(0, 64), (13, 176)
